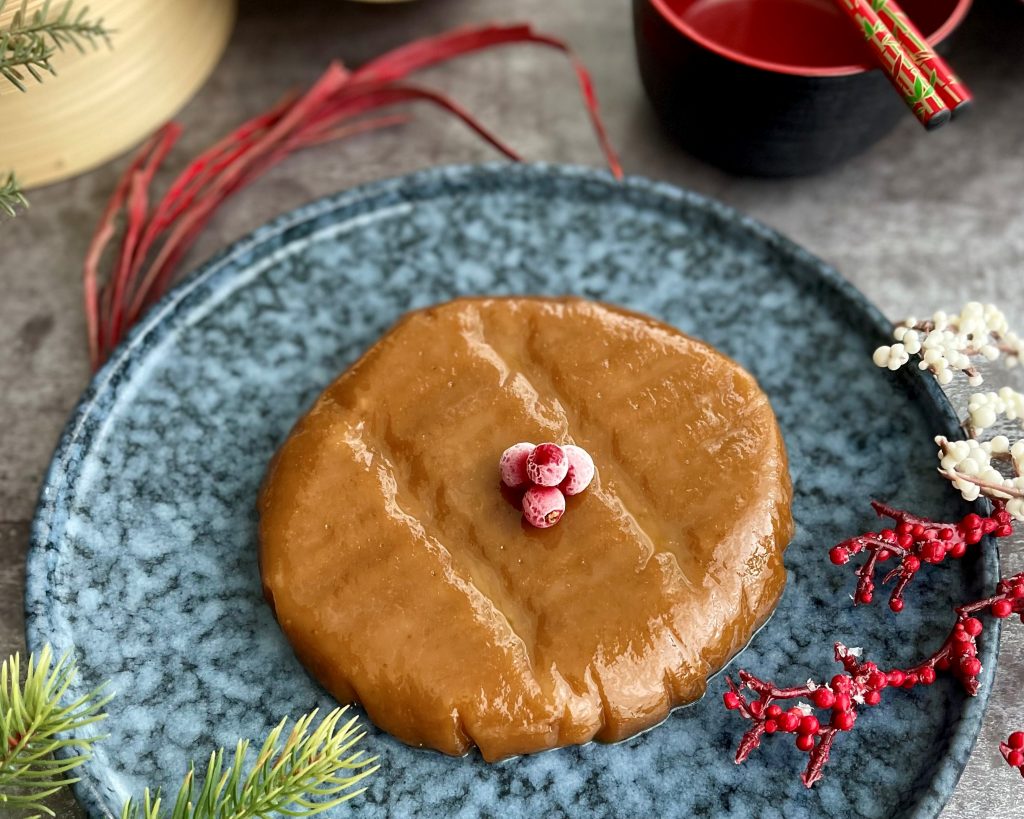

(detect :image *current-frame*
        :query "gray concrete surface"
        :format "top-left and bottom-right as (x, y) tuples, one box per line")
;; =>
(1, 0), (1022, 815)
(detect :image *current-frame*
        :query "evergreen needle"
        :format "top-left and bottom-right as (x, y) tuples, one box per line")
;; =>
(0, 171), (28, 216)
(120, 707), (379, 819)
(0, 644), (111, 816)
(0, 0), (112, 92)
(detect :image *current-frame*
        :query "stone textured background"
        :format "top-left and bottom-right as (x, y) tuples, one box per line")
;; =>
(1, 0), (1021, 816)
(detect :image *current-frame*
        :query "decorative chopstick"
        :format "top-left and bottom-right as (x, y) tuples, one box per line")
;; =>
(873, 0), (972, 116)
(835, 0), (950, 130)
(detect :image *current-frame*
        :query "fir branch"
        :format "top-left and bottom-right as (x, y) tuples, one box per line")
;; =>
(0, 644), (110, 817)
(0, 0), (112, 91)
(120, 707), (379, 819)
(0, 171), (28, 216)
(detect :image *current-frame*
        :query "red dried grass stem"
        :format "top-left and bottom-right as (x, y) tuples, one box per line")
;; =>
(84, 23), (621, 369)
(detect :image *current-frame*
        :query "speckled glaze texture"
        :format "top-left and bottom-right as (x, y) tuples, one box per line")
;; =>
(26, 164), (998, 819)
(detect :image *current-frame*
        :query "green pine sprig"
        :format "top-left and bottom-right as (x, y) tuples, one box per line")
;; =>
(0, 171), (28, 216)
(0, 0), (112, 92)
(2, 644), (379, 818)
(0, 644), (111, 817)
(120, 708), (379, 819)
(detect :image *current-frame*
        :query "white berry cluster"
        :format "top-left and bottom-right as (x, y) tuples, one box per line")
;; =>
(967, 387), (1024, 435)
(936, 435), (1024, 520)
(872, 302), (1020, 386)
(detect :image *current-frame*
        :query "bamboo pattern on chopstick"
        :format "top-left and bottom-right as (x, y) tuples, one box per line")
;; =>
(836, 0), (948, 128)
(872, 0), (971, 114)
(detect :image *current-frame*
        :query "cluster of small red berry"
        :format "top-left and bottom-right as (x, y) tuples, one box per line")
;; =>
(724, 641), (949, 788)
(724, 553), (1024, 787)
(499, 442), (595, 528)
(828, 501), (1015, 612)
(1002, 732), (1024, 774)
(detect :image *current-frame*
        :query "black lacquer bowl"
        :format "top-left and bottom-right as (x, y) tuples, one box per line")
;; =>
(633, 0), (972, 176)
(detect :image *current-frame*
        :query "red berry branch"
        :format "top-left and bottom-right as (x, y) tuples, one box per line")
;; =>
(1002, 732), (1024, 775)
(725, 570), (1024, 787)
(827, 500), (1015, 612)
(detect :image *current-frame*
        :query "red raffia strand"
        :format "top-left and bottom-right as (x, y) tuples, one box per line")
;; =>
(828, 500), (1016, 612)
(725, 570), (1024, 788)
(84, 23), (623, 370)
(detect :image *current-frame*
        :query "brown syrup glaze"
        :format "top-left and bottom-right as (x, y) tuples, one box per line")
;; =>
(259, 297), (793, 761)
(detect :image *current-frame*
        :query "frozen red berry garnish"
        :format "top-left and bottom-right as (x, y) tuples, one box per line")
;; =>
(499, 442), (535, 488)
(526, 443), (570, 487)
(522, 485), (566, 529)
(560, 444), (595, 496)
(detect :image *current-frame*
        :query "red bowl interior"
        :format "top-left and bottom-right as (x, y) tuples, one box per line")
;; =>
(650, 0), (972, 77)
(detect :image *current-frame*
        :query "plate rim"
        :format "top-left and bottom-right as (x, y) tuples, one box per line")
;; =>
(24, 161), (1001, 818)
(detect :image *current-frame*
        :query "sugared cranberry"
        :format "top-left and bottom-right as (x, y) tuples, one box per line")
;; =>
(963, 617), (983, 637)
(1008, 750), (1024, 768)
(867, 671), (888, 690)
(1008, 732), (1024, 750)
(764, 719), (778, 734)
(813, 688), (835, 709)
(831, 675), (851, 693)
(525, 443), (570, 487)
(766, 704), (783, 719)
(864, 691), (881, 706)
(723, 691), (741, 710)
(832, 693), (851, 712)
(829, 546), (850, 565)
(522, 486), (566, 529)
(499, 442), (535, 488)
(919, 667), (936, 685)
(560, 445), (595, 496)
(887, 670), (906, 687)
(889, 598), (905, 613)
(749, 701), (763, 716)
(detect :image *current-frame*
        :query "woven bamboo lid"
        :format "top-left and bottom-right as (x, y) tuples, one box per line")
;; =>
(0, 0), (235, 188)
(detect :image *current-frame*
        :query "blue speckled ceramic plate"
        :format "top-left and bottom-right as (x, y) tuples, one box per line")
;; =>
(27, 164), (998, 819)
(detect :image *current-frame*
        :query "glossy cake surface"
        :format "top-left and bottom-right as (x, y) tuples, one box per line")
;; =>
(258, 296), (793, 761)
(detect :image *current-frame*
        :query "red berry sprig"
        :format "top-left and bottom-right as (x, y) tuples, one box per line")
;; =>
(1002, 732), (1024, 774)
(828, 500), (1014, 612)
(725, 571), (1024, 787)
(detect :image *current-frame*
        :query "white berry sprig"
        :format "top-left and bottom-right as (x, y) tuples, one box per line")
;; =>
(935, 435), (1024, 518)
(966, 387), (1024, 436)
(872, 302), (1024, 521)
(873, 302), (1021, 386)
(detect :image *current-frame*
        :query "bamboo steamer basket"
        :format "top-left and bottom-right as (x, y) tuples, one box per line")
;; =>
(0, 0), (236, 188)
